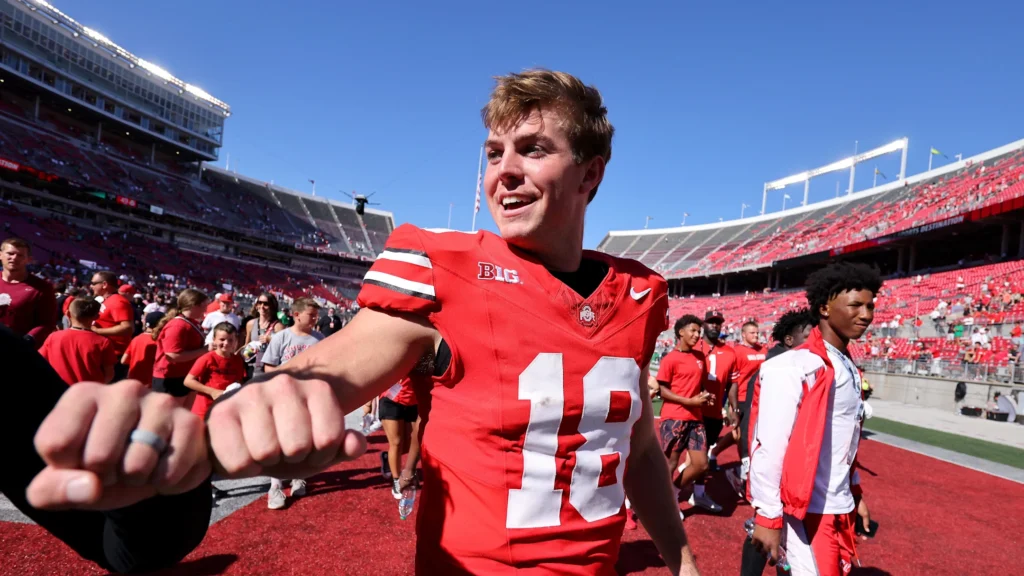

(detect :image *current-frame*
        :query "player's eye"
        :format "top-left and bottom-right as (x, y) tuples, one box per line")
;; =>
(525, 145), (545, 157)
(486, 149), (502, 162)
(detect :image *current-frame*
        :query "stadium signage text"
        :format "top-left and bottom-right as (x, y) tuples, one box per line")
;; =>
(895, 215), (965, 238)
(0, 157), (20, 171)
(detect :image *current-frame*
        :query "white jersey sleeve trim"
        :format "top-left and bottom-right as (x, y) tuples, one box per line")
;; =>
(363, 271), (436, 300)
(378, 249), (432, 269)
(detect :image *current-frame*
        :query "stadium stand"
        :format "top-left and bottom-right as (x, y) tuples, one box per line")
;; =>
(668, 259), (1024, 371)
(601, 141), (1024, 277)
(0, 0), (394, 310)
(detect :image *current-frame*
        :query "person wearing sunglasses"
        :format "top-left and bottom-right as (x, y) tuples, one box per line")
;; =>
(241, 292), (284, 378)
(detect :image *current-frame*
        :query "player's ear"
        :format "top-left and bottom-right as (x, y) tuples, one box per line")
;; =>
(579, 155), (605, 202)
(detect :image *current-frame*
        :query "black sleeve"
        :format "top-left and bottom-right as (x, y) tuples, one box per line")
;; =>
(0, 323), (212, 574)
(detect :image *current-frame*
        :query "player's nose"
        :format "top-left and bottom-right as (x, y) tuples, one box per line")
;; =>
(496, 151), (525, 188)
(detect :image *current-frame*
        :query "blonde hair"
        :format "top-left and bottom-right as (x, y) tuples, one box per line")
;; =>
(291, 297), (320, 314)
(152, 288), (209, 340)
(482, 69), (613, 202)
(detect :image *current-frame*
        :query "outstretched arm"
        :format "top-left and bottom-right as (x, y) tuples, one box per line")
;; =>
(626, 368), (700, 576)
(206, 307), (437, 480)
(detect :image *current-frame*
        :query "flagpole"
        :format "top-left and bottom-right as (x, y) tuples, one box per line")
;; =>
(873, 168), (877, 188)
(928, 149), (933, 171)
(471, 146), (483, 232)
(447, 202), (453, 229)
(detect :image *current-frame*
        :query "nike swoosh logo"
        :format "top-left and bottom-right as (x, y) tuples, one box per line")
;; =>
(630, 287), (651, 300)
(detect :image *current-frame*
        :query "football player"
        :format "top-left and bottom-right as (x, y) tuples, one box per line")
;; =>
(29, 69), (699, 575)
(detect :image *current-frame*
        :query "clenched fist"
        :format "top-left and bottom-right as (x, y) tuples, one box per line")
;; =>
(28, 380), (210, 511)
(206, 374), (367, 480)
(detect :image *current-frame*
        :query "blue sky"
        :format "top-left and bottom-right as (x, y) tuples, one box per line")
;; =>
(59, 0), (1023, 248)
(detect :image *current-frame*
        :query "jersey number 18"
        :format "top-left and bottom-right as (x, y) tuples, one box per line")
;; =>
(507, 354), (641, 529)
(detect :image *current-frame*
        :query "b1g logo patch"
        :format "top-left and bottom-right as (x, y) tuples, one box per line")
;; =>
(578, 304), (596, 327)
(478, 262), (520, 284)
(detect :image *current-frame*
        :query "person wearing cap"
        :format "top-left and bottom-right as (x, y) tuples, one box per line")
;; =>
(206, 293), (223, 315)
(201, 294), (240, 346)
(121, 311), (162, 387)
(90, 271), (134, 380)
(691, 309), (739, 513)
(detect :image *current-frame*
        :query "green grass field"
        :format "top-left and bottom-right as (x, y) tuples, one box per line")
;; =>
(864, 417), (1024, 470)
(654, 399), (1023, 470)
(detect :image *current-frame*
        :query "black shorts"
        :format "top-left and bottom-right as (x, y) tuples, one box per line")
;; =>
(703, 417), (725, 448)
(379, 397), (418, 423)
(152, 377), (189, 398)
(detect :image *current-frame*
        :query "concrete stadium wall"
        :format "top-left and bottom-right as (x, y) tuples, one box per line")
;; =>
(864, 371), (1022, 411)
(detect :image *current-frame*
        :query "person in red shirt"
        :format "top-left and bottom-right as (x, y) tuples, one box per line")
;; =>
(152, 289), (209, 406)
(40, 297), (117, 385)
(727, 321), (768, 497)
(90, 271), (134, 379)
(0, 238), (56, 349)
(185, 322), (246, 420)
(692, 309), (738, 513)
(121, 312), (162, 387)
(656, 315), (713, 505)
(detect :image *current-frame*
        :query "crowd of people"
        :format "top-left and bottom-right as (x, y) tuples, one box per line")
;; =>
(2, 69), (897, 576)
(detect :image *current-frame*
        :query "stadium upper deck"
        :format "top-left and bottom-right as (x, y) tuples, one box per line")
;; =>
(0, 0), (228, 160)
(0, 0), (396, 263)
(598, 138), (1024, 279)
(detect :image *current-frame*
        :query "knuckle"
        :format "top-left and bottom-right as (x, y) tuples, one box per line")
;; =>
(250, 442), (281, 465)
(118, 379), (145, 395)
(122, 456), (153, 478)
(83, 449), (121, 473)
(315, 425), (344, 452)
(263, 375), (298, 398)
(34, 430), (68, 458)
(145, 392), (178, 415)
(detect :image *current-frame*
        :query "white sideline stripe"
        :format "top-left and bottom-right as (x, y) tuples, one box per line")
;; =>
(379, 250), (432, 268)
(364, 271), (435, 297)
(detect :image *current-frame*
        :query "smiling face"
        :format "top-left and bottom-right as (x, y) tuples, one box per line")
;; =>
(212, 329), (237, 356)
(677, 322), (702, 350)
(483, 108), (604, 271)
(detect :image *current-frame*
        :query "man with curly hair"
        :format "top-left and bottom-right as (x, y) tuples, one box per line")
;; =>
(749, 262), (881, 575)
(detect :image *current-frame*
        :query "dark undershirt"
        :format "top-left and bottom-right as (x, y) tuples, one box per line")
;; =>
(433, 258), (610, 377)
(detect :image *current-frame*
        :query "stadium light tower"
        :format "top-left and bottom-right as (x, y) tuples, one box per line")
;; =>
(761, 138), (909, 215)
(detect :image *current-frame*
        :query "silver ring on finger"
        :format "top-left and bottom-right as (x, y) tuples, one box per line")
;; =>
(129, 429), (168, 454)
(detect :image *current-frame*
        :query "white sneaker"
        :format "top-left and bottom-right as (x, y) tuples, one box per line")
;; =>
(391, 479), (403, 500)
(267, 487), (286, 510)
(290, 479), (307, 498)
(688, 492), (723, 513)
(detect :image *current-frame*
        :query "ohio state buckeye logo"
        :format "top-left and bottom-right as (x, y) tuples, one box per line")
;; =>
(578, 304), (596, 327)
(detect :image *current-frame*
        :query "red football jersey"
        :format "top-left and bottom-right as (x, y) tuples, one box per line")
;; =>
(733, 343), (767, 401)
(357, 224), (668, 575)
(694, 339), (738, 420)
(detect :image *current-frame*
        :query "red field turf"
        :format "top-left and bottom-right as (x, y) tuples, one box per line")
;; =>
(2, 435), (1021, 575)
